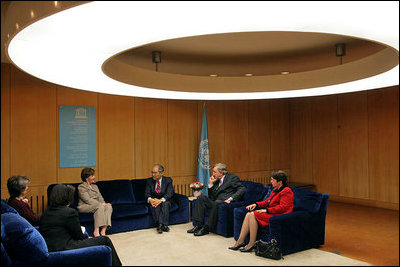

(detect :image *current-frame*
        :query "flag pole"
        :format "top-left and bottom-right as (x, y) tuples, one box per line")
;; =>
(197, 102), (210, 197)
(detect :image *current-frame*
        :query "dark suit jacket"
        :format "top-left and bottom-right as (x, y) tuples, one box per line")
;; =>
(39, 206), (87, 252)
(208, 173), (246, 202)
(144, 176), (174, 202)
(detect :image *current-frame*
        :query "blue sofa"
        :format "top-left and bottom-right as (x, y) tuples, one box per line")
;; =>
(191, 181), (271, 237)
(1, 199), (112, 266)
(47, 179), (189, 236)
(233, 187), (329, 255)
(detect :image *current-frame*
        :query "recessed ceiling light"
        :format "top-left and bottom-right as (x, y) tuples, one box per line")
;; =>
(209, 74), (218, 77)
(281, 71), (290, 75)
(244, 73), (253, 77)
(7, 2), (399, 100)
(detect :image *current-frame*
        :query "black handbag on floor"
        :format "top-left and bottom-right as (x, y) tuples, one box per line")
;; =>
(255, 239), (283, 260)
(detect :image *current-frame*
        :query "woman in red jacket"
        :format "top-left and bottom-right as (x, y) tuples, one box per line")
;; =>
(229, 170), (294, 252)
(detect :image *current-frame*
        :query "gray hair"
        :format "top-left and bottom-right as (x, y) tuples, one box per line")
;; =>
(7, 175), (30, 198)
(153, 164), (165, 173)
(213, 163), (228, 175)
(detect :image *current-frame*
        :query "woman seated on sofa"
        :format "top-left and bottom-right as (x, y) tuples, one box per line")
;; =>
(228, 170), (294, 252)
(39, 184), (122, 266)
(77, 167), (112, 237)
(7, 175), (41, 226)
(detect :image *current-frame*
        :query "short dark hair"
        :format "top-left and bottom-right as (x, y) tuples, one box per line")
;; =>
(48, 184), (75, 207)
(271, 170), (288, 186)
(81, 167), (95, 182)
(7, 175), (30, 198)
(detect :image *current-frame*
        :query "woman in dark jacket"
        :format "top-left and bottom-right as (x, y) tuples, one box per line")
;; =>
(7, 175), (41, 226)
(39, 184), (122, 266)
(228, 170), (294, 252)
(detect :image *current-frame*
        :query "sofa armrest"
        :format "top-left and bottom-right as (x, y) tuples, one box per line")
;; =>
(46, 245), (112, 266)
(173, 193), (188, 202)
(173, 193), (189, 207)
(268, 211), (325, 255)
(269, 211), (311, 237)
(172, 193), (189, 214)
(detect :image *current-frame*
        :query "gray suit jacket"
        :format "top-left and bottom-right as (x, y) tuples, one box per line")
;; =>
(77, 182), (105, 212)
(208, 173), (246, 202)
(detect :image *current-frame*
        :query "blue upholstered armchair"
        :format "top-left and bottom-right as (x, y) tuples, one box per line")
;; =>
(1, 200), (112, 266)
(233, 188), (329, 255)
(191, 181), (271, 237)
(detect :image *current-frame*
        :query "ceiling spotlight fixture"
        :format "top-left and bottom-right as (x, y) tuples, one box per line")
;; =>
(209, 74), (218, 77)
(244, 73), (253, 76)
(152, 51), (161, 72)
(335, 43), (346, 65)
(281, 71), (290, 75)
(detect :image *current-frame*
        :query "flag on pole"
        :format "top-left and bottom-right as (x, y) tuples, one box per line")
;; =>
(197, 104), (210, 196)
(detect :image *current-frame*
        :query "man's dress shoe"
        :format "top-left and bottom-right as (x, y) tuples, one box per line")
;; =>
(187, 225), (201, 234)
(157, 224), (163, 234)
(162, 225), (170, 232)
(193, 227), (209, 236)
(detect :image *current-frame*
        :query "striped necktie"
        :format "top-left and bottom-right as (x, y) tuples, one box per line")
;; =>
(156, 181), (161, 194)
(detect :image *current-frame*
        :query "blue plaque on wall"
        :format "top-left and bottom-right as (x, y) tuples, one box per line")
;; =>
(59, 105), (96, 168)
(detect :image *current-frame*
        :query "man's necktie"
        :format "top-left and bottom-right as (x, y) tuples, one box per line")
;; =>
(156, 181), (161, 194)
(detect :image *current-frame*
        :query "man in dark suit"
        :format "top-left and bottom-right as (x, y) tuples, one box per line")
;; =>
(145, 164), (174, 234)
(188, 163), (246, 236)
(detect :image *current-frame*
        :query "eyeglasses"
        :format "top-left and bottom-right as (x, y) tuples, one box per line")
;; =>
(151, 171), (160, 174)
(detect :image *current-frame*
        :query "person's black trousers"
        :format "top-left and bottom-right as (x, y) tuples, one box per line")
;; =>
(192, 195), (224, 230)
(150, 201), (171, 226)
(67, 235), (122, 266)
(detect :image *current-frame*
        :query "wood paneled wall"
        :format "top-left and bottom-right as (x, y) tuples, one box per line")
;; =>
(290, 87), (399, 209)
(1, 63), (399, 211)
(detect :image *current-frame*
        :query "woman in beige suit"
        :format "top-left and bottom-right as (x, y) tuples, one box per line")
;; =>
(77, 168), (112, 237)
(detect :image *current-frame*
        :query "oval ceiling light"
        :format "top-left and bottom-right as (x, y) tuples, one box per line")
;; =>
(6, 1), (399, 100)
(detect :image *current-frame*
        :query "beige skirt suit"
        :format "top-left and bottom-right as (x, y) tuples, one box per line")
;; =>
(77, 182), (112, 228)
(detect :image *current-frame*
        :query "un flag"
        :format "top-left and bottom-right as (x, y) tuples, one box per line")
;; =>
(197, 105), (210, 196)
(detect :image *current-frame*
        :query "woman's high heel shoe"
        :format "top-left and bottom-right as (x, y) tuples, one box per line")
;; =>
(239, 244), (255, 252)
(228, 242), (246, 251)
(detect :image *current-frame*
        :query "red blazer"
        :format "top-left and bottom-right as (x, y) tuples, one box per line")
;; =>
(254, 186), (294, 228)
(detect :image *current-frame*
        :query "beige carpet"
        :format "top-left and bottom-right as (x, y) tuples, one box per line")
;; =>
(108, 222), (372, 266)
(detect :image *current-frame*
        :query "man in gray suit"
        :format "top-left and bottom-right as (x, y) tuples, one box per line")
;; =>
(188, 163), (246, 236)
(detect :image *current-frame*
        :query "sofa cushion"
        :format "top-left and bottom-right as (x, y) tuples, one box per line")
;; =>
(241, 181), (268, 202)
(1, 217), (11, 266)
(1, 212), (48, 263)
(131, 179), (148, 204)
(170, 201), (179, 213)
(1, 242), (12, 266)
(78, 212), (96, 223)
(261, 186), (273, 201)
(111, 204), (149, 219)
(292, 188), (323, 213)
(96, 180), (136, 204)
(1, 199), (18, 214)
(1, 219), (5, 241)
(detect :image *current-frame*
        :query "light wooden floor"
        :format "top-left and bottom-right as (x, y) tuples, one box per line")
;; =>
(319, 201), (399, 266)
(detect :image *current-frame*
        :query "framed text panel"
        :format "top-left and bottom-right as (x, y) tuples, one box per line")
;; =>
(59, 105), (96, 168)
